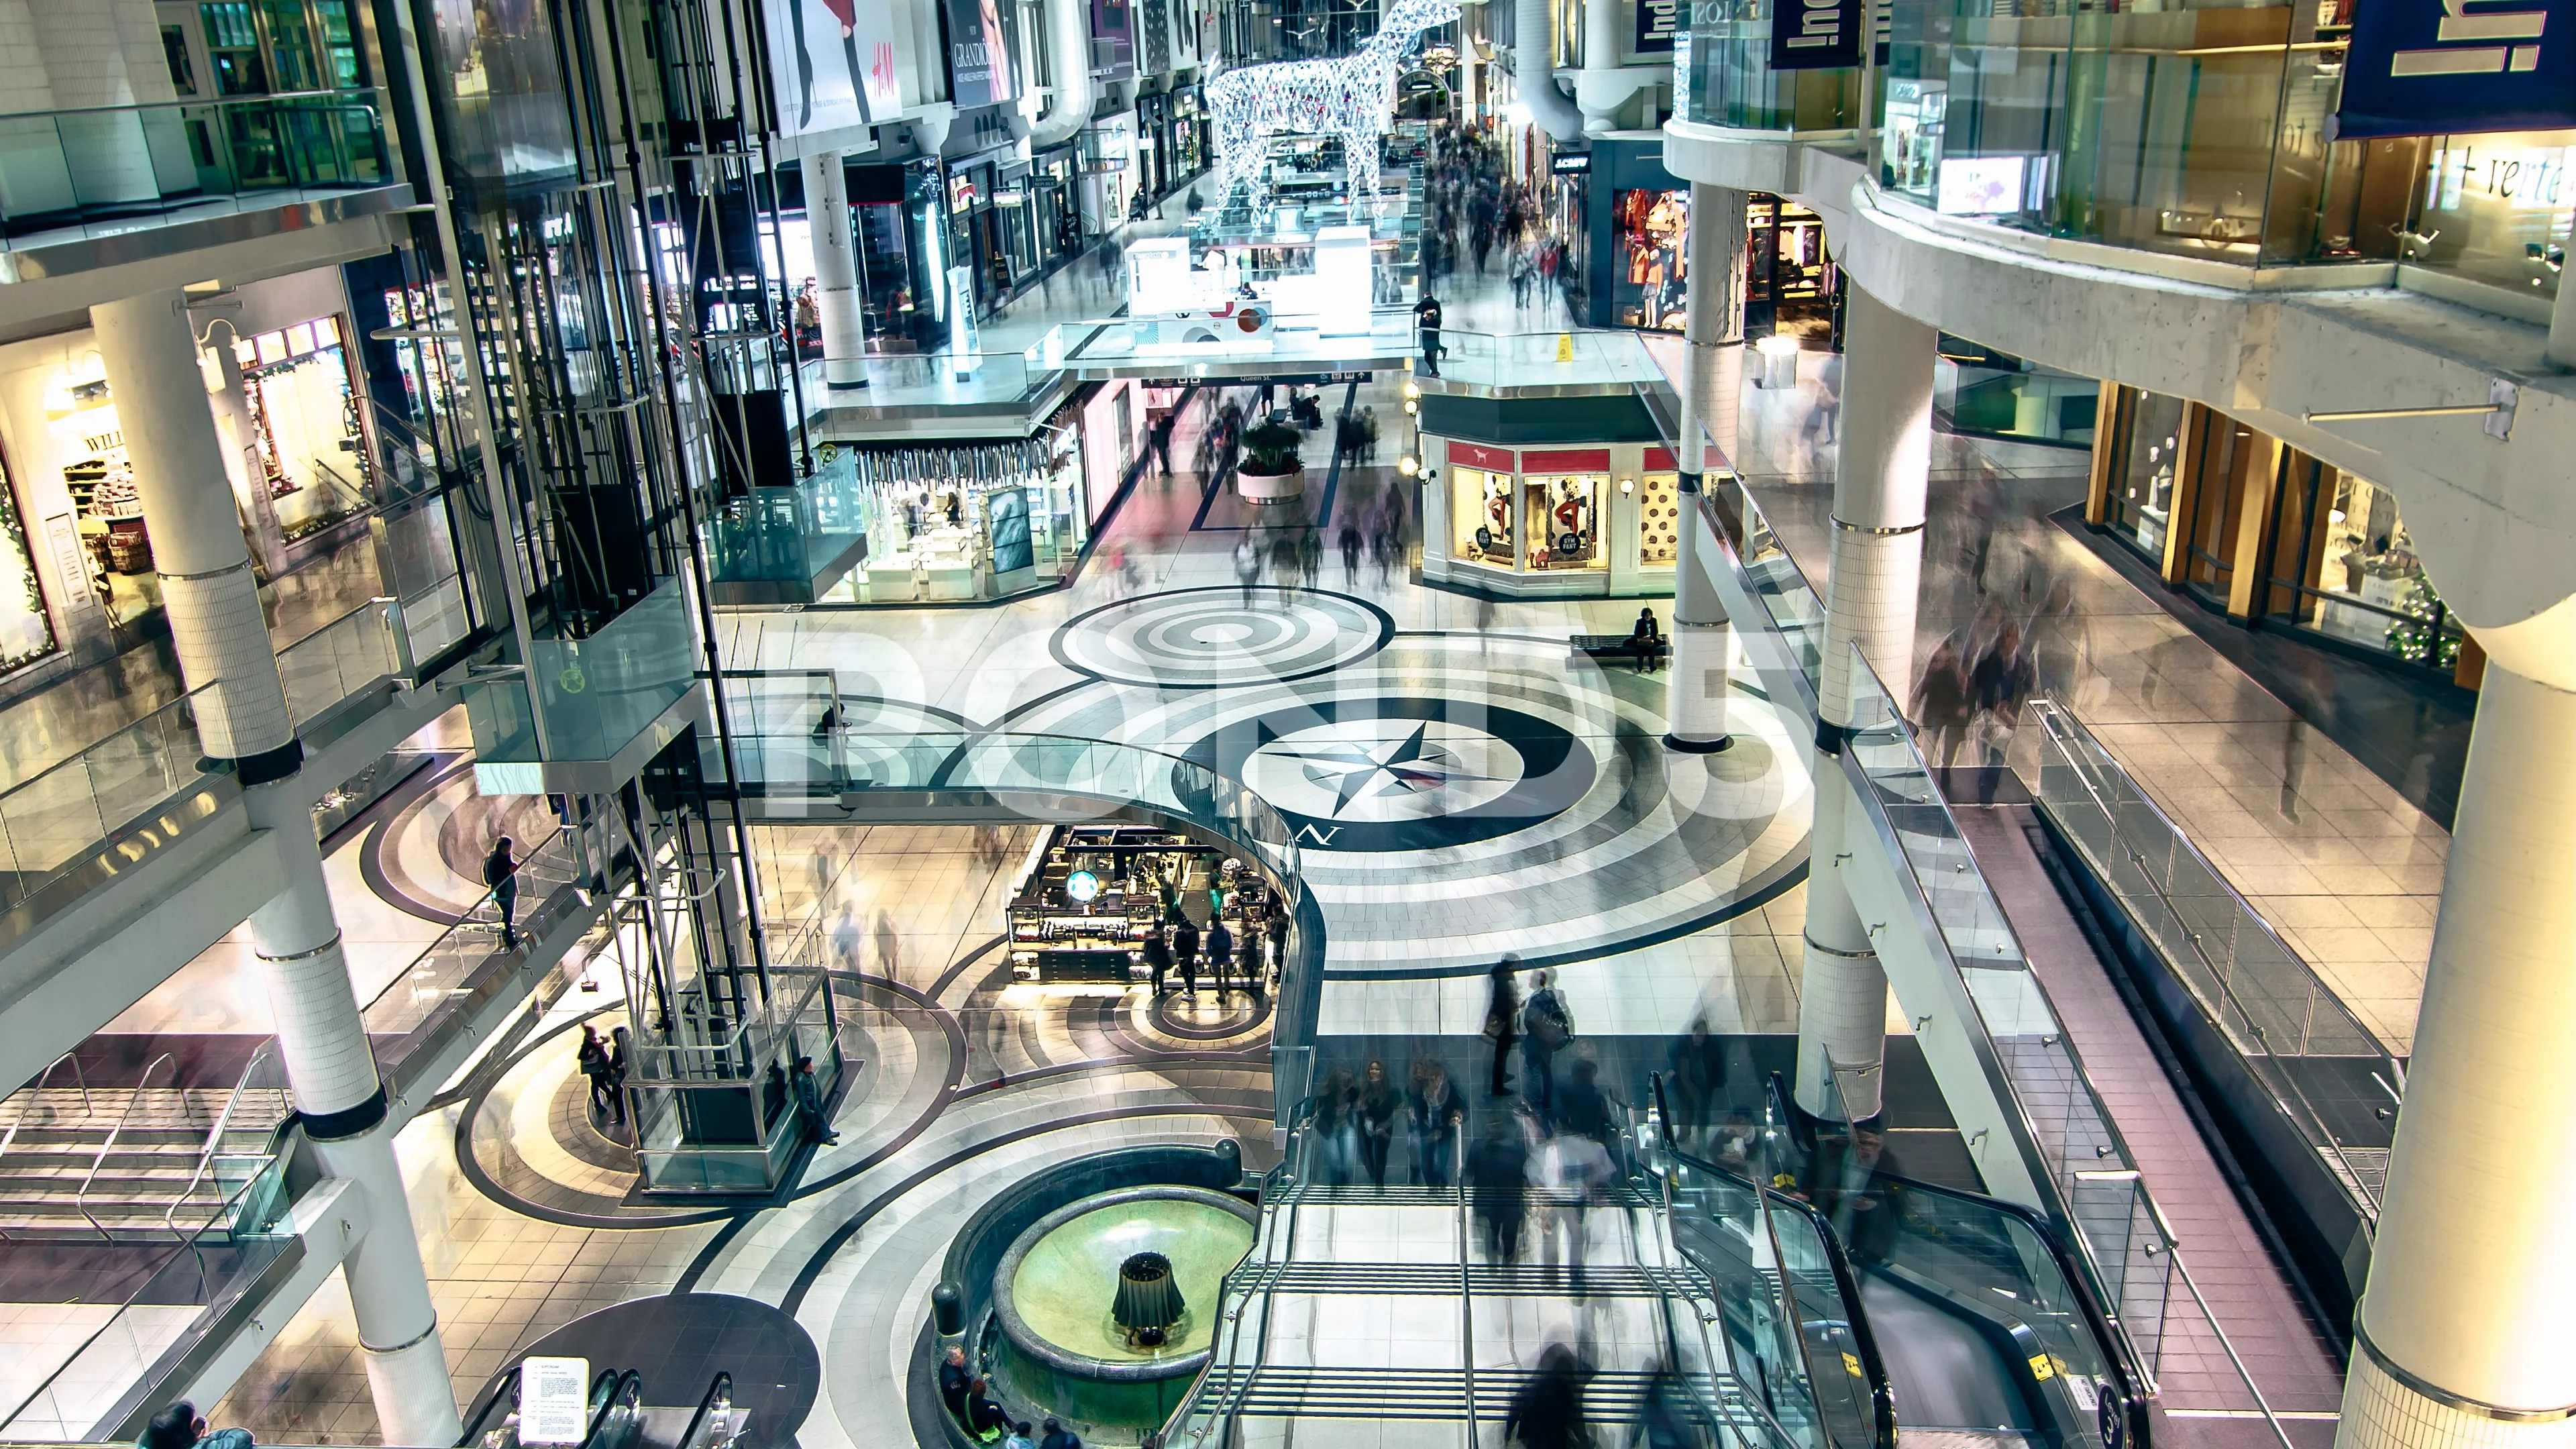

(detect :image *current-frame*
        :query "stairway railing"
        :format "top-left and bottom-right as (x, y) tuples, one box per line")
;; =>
(0, 1051), (91, 1240)
(75, 1052), (177, 1240)
(165, 1040), (290, 1234)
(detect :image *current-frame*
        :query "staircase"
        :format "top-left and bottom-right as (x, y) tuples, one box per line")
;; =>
(0, 1070), (294, 1242)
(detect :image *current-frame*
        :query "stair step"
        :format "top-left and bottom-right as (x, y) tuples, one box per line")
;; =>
(1191, 1365), (1743, 1424)
(1229, 1260), (1696, 1299)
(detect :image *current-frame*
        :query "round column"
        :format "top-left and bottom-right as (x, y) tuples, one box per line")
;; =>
(1667, 183), (1750, 752)
(1795, 284), (1935, 1122)
(90, 290), (297, 777)
(2337, 659), (2576, 1449)
(802, 152), (870, 391)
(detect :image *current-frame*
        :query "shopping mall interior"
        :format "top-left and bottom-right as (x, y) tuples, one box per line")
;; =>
(0, 0), (2567, 1446)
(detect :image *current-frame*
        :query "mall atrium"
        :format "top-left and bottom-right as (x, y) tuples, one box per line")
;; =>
(0, 0), (2564, 1444)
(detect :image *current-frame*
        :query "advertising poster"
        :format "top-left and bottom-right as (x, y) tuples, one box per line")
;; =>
(946, 0), (1018, 110)
(765, 0), (903, 133)
(1092, 0), (1136, 76)
(2336, 0), (2571, 138)
(987, 488), (1034, 574)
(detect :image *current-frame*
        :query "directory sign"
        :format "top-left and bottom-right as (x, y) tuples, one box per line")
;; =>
(2337, 0), (2572, 137)
(519, 1356), (590, 1444)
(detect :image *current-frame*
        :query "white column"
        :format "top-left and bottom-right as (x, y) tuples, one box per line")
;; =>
(92, 288), (461, 1447)
(802, 152), (869, 391)
(2546, 266), (2576, 371)
(1794, 284), (1935, 1122)
(1666, 183), (1748, 752)
(2336, 659), (2576, 1449)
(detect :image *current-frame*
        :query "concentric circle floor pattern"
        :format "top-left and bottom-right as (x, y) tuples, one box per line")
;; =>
(1049, 585), (1395, 689)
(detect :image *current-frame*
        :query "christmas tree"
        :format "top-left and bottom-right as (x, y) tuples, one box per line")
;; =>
(2383, 575), (2461, 668)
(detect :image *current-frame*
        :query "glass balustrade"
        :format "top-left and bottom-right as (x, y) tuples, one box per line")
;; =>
(276, 597), (401, 727)
(0, 89), (397, 248)
(0, 686), (232, 921)
(1677, 0), (1868, 131)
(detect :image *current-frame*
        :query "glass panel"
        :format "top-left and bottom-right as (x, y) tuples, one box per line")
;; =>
(1522, 474), (1605, 571)
(1450, 465), (1512, 566)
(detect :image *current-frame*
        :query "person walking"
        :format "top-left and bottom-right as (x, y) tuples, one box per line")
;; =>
(1339, 521), (1364, 586)
(1521, 969), (1572, 1116)
(1503, 1342), (1595, 1449)
(1356, 1060), (1400, 1190)
(791, 1055), (838, 1146)
(1409, 1059), (1463, 1188)
(1485, 957), (1521, 1097)
(578, 1025), (613, 1120)
(483, 835), (521, 947)
(1205, 918), (1234, 995)
(1143, 923), (1173, 998)
(605, 1026), (631, 1128)
(1234, 534), (1260, 606)
(1413, 292), (1444, 376)
(1173, 916), (1201, 994)
(1468, 1112), (1529, 1263)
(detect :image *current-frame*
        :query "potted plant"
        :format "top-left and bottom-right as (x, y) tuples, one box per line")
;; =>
(1236, 417), (1305, 503)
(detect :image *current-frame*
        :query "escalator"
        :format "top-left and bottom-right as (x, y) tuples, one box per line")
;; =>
(457, 1366), (745, 1449)
(1646, 1075), (2150, 1449)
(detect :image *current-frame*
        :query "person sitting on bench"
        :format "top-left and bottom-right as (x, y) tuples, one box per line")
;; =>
(1628, 607), (1664, 674)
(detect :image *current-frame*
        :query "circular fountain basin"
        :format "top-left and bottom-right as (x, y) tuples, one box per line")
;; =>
(992, 1185), (1257, 1379)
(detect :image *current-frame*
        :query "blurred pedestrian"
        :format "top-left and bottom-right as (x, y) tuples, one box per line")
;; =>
(1175, 916), (1201, 994)
(1315, 1066), (1358, 1185)
(1668, 1014), (1725, 1151)
(1144, 922), (1172, 998)
(1503, 1341), (1595, 1449)
(1912, 634), (1976, 771)
(875, 908), (902, 977)
(1206, 917), (1235, 994)
(1339, 521), (1364, 586)
(1485, 957), (1521, 1097)
(1234, 534), (1261, 606)
(1409, 1058), (1463, 1188)
(1468, 1114), (1529, 1263)
(1357, 1059), (1401, 1190)
(1520, 968), (1573, 1115)
(483, 835), (520, 947)
(1554, 1057), (1612, 1146)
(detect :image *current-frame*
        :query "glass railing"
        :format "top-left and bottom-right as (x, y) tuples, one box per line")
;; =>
(1648, 1074), (1891, 1449)
(1026, 308), (1418, 372)
(704, 449), (867, 587)
(276, 597), (400, 727)
(2015, 698), (2400, 1214)
(1426, 328), (1666, 390)
(1697, 482), (1829, 712)
(362, 824), (593, 1094)
(0, 1144), (295, 1438)
(0, 89), (398, 248)
(469, 584), (697, 768)
(0, 686), (233, 920)
(1836, 641), (2171, 1373)
(1676, 0), (1868, 131)
(1159, 1112), (1322, 1448)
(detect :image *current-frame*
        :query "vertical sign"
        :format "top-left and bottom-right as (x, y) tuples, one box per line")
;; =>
(949, 265), (983, 377)
(41, 514), (93, 616)
(2337, 0), (2573, 137)
(1769, 0), (1863, 69)
(519, 1357), (590, 1445)
(1635, 0), (1681, 54)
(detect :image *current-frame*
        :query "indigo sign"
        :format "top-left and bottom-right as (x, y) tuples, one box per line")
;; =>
(1770, 0), (1863, 70)
(2337, 0), (2573, 138)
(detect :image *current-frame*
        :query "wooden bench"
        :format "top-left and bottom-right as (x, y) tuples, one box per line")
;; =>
(1571, 634), (1668, 663)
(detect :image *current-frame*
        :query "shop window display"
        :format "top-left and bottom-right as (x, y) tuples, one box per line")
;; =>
(823, 435), (1090, 604)
(2109, 391), (2184, 561)
(1637, 472), (1680, 566)
(233, 316), (371, 545)
(1611, 188), (1688, 332)
(2268, 466), (2463, 669)
(0, 451), (55, 675)
(46, 372), (162, 630)
(1521, 474), (1604, 571)
(1450, 466), (1512, 564)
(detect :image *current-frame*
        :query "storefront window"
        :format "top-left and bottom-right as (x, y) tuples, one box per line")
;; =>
(2108, 390), (2184, 562)
(1452, 466), (1512, 564)
(0, 448), (56, 675)
(1611, 188), (1688, 332)
(233, 315), (370, 546)
(824, 436), (1084, 603)
(44, 369), (162, 629)
(2267, 464), (2463, 669)
(1522, 474), (1605, 571)
(2408, 131), (2572, 307)
(1638, 472), (1680, 566)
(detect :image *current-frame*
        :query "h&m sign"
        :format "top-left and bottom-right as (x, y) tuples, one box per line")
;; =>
(2337, 0), (2573, 137)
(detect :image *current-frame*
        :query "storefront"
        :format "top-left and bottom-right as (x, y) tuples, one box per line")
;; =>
(1609, 185), (1689, 332)
(1746, 195), (1837, 343)
(947, 153), (1012, 317)
(1079, 113), (1138, 235)
(1419, 436), (1680, 598)
(0, 266), (376, 664)
(995, 159), (1040, 286)
(813, 420), (1092, 606)
(1167, 85), (1208, 184)
(2089, 386), (2477, 685)
(1032, 145), (1083, 272)
(1136, 91), (1171, 201)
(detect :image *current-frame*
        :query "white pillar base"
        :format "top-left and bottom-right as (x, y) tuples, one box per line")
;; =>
(1663, 621), (1733, 751)
(2340, 1331), (2576, 1449)
(361, 1322), (464, 1448)
(1795, 765), (1886, 1121)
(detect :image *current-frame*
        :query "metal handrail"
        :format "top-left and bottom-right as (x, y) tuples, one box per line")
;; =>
(0, 1053), (89, 1242)
(165, 1040), (282, 1235)
(674, 1372), (734, 1449)
(2, 1144), (292, 1431)
(76, 1053), (176, 1242)
(2169, 1247), (2298, 1449)
(0, 85), (391, 121)
(1165, 1113), (1314, 1446)
(2025, 698), (2396, 1214)
(1452, 1112), (1473, 1447)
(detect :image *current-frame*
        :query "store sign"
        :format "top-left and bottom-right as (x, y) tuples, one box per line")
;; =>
(2336, 0), (2573, 137)
(1550, 151), (1591, 174)
(945, 0), (1017, 110)
(1449, 441), (1515, 472)
(1635, 0), (1680, 54)
(1768, 0), (1862, 70)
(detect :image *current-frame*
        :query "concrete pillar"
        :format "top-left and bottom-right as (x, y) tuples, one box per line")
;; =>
(2335, 659), (2576, 1449)
(1666, 183), (1749, 753)
(802, 151), (869, 391)
(91, 290), (462, 1446)
(1794, 284), (1935, 1122)
(2546, 265), (2575, 372)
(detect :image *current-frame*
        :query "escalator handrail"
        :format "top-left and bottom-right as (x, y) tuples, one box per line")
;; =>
(455, 1364), (522, 1446)
(582, 1369), (641, 1449)
(1651, 1075), (1900, 1449)
(1763, 1075), (2150, 1449)
(676, 1371), (733, 1449)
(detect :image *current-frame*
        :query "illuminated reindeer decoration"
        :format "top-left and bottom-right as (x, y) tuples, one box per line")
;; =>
(1204, 0), (1463, 216)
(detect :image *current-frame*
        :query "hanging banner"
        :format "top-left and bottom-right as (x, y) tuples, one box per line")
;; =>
(945, 0), (1017, 110)
(1769, 0), (1864, 70)
(1635, 0), (1681, 54)
(2336, 0), (2573, 138)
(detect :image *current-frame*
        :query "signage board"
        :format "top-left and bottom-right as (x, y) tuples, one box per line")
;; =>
(945, 0), (1017, 110)
(1550, 151), (1592, 174)
(2336, 0), (2573, 137)
(1768, 0), (1863, 70)
(520, 1357), (590, 1445)
(1635, 0), (1680, 53)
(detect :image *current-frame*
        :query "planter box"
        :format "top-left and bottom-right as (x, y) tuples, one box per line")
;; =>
(1236, 466), (1305, 503)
